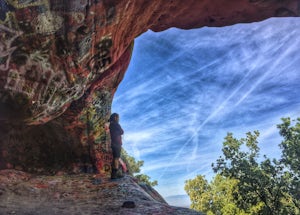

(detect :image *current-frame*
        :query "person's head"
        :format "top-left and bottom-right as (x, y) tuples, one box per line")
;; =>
(109, 113), (119, 123)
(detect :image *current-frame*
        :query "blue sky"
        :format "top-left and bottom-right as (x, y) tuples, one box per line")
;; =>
(112, 18), (300, 207)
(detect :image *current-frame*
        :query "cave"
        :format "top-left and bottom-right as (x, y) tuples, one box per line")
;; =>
(0, 0), (298, 176)
(0, 0), (299, 214)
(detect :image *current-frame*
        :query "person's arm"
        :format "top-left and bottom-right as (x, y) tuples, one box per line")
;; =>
(110, 122), (123, 135)
(117, 123), (124, 135)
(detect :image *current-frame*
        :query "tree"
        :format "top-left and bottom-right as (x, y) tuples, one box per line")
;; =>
(121, 149), (158, 187)
(185, 175), (211, 212)
(213, 130), (298, 215)
(185, 118), (300, 215)
(277, 118), (300, 209)
(185, 174), (245, 215)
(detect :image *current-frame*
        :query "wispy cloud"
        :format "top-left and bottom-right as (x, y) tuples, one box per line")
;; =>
(113, 18), (300, 203)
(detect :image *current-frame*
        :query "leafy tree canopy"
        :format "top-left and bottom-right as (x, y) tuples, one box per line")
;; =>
(185, 118), (300, 215)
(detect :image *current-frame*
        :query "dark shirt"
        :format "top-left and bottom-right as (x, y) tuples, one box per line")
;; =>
(109, 121), (124, 146)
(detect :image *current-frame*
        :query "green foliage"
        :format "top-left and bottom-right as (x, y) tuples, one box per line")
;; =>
(185, 118), (300, 215)
(135, 174), (158, 187)
(185, 174), (245, 215)
(185, 175), (210, 212)
(121, 149), (158, 187)
(277, 118), (300, 208)
(121, 149), (144, 175)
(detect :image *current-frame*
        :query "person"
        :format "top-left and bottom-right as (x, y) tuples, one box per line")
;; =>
(109, 113), (124, 179)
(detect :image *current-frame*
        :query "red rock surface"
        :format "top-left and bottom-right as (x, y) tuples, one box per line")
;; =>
(0, 170), (203, 214)
(0, 1), (298, 213)
(0, 0), (298, 176)
(0, 0), (298, 124)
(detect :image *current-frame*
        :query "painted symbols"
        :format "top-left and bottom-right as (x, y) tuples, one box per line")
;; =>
(78, 34), (92, 61)
(5, 0), (48, 9)
(32, 11), (63, 34)
(0, 24), (22, 71)
(0, 0), (121, 174)
(88, 36), (113, 75)
(76, 89), (113, 175)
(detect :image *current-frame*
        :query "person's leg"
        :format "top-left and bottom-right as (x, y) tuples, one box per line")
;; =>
(111, 145), (122, 179)
(111, 147), (117, 179)
(111, 168), (117, 179)
(113, 158), (119, 169)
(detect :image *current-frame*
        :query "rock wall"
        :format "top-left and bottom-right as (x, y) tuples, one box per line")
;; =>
(0, 0), (298, 174)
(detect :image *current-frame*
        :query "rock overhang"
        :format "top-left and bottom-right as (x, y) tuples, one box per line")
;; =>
(0, 0), (298, 125)
(0, 0), (298, 173)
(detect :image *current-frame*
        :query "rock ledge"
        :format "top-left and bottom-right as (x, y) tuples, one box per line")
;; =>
(0, 170), (202, 215)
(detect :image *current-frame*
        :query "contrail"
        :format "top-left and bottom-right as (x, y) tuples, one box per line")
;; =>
(157, 37), (293, 179)
(157, 54), (249, 179)
(235, 36), (298, 107)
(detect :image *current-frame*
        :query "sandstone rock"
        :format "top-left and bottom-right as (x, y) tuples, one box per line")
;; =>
(0, 0), (298, 124)
(0, 1), (298, 213)
(0, 170), (203, 215)
(0, 0), (298, 176)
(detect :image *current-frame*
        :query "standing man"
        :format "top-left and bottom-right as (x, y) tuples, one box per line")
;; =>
(109, 113), (124, 179)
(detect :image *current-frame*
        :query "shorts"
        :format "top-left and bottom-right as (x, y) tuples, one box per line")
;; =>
(111, 144), (121, 158)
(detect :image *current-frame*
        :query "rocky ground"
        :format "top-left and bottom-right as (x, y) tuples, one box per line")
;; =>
(0, 170), (203, 215)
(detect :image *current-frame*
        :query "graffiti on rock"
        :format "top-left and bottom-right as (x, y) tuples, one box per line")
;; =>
(0, 0), (119, 124)
(77, 90), (113, 175)
(32, 11), (63, 34)
(0, 25), (22, 71)
(87, 36), (113, 78)
(0, 0), (122, 173)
